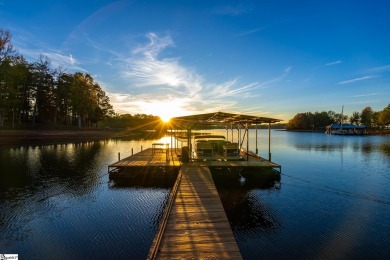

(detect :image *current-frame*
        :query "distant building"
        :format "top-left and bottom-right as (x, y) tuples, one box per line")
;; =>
(325, 123), (366, 135)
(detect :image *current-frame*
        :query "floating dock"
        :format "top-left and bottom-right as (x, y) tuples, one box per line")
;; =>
(108, 148), (281, 177)
(148, 164), (242, 259)
(108, 148), (182, 178)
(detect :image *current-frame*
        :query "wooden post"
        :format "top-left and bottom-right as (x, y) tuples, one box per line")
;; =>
(231, 124), (233, 142)
(141, 145), (143, 151)
(132, 148), (133, 155)
(268, 123), (271, 161)
(226, 127), (229, 140)
(166, 143), (169, 162)
(246, 123), (249, 162)
(118, 152), (120, 161)
(170, 128), (173, 149)
(187, 129), (191, 160)
(255, 124), (258, 155)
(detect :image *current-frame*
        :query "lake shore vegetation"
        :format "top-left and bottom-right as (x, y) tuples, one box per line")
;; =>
(285, 104), (390, 134)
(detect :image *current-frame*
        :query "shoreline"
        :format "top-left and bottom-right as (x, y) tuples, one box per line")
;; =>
(1, 128), (389, 147)
(0, 129), (129, 147)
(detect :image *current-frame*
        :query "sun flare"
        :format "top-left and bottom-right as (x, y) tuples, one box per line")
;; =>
(160, 114), (171, 123)
(141, 99), (188, 123)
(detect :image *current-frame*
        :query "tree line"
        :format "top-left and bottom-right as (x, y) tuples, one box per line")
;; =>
(0, 29), (114, 128)
(286, 104), (390, 131)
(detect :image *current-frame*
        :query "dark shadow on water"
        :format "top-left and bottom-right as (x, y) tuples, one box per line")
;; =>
(211, 169), (282, 238)
(109, 170), (178, 189)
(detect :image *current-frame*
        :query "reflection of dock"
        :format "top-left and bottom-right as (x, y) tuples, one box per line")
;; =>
(148, 165), (242, 259)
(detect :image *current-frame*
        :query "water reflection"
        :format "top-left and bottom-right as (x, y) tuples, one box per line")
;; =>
(1, 141), (103, 193)
(289, 133), (390, 157)
(0, 139), (172, 259)
(212, 172), (282, 238)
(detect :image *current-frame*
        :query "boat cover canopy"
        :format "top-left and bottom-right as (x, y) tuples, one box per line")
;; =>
(171, 111), (281, 129)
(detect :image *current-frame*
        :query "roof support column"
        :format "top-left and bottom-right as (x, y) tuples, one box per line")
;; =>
(246, 123), (249, 162)
(231, 124), (233, 142)
(187, 128), (191, 160)
(239, 126), (241, 149)
(170, 127), (173, 149)
(255, 124), (258, 155)
(268, 123), (271, 161)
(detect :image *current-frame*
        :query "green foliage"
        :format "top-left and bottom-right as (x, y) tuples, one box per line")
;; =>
(379, 104), (390, 126)
(0, 28), (114, 128)
(360, 107), (374, 128)
(287, 104), (390, 130)
(286, 111), (333, 130)
(349, 111), (360, 125)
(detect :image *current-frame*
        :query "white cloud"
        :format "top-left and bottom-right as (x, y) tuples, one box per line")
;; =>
(115, 33), (289, 117)
(123, 33), (202, 97)
(338, 75), (377, 85)
(325, 60), (342, 66)
(17, 45), (85, 72)
(348, 100), (380, 105)
(369, 65), (390, 72)
(351, 93), (377, 98)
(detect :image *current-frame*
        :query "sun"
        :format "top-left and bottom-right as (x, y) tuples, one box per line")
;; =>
(160, 114), (171, 123)
(141, 99), (188, 123)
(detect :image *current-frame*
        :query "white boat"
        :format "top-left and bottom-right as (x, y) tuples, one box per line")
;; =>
(194, 135), (240, 161)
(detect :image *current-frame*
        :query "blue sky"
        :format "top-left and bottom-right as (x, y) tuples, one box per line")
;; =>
(1, 0), (390, 122)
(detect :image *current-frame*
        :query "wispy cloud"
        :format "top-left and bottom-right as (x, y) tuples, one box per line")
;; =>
(18, 46), (84, 71)
(338, 75), (377, 85)
(350, 93), (377, 98)
(325, 60), (342, 66)
(123, 33), (202, 97)
(234, 27), (264, 38)
(368, 65), (390, 72)
(115, 33), (290, 116)
(215, 4), (252, 16)
(348, 100), (380, 105)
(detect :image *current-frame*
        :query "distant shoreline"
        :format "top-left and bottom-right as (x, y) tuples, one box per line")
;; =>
(285, 129), (390, 135)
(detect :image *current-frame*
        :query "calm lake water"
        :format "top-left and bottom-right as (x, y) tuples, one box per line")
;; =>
(0, 130), (389, 259)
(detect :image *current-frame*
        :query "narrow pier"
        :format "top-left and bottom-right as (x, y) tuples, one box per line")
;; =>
(148, 165), (242, 259)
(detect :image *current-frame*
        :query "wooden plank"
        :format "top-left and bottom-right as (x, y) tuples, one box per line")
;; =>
(109, 148), (181, 168)
(153, 165), (242, 259)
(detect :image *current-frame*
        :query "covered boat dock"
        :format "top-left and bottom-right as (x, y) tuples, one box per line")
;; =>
(109, 111), (282, 259)
(169, 111), (282, 162)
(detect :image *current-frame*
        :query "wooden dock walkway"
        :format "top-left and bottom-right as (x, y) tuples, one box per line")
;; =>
(108, 148), (181, 177)
(148, 164), (242, 259)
